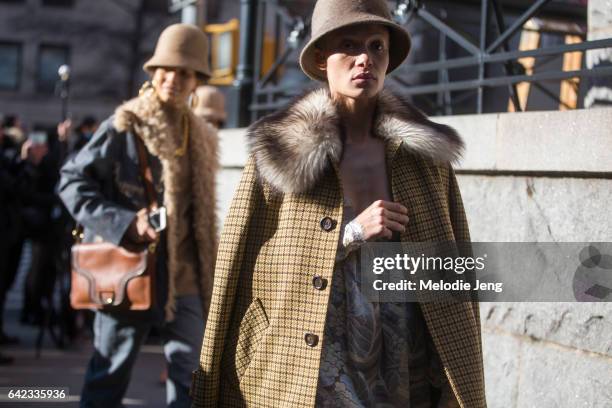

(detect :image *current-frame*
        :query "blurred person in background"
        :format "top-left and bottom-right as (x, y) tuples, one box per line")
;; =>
(1, 115), (68, 350)
(2, 115), (26, 148)
(57, 116), (99, 159)
(0, 121), (59, 338)
(0, 125), (15, 364)
(59, 24), (218, 408)
(0, 123), (23, 356)
(16, 131), (60, 330)
(0, 114), (61, 332)
(192, 85), (226, 129)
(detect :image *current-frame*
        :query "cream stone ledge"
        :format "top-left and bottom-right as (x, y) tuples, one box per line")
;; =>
(435, 107), (612, 174)
(218, 107), (612, 175)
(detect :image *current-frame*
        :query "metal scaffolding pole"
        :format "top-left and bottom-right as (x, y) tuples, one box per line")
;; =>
(228, 0), (258, 127)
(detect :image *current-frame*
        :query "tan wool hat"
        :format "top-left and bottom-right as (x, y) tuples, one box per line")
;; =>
(192, 85), (227, 124)
(144, 23), (211, 78)
(299, 0), (411, 81)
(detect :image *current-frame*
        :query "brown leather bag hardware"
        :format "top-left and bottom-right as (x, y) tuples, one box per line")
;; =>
(70, 135), (158, 311)
(100, 291), (115, 306)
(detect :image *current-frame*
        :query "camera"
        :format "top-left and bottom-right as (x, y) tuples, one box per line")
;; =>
(148, 207), (167, 232)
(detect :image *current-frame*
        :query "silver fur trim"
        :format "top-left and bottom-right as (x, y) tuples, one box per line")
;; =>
(247, 88), (464, 194)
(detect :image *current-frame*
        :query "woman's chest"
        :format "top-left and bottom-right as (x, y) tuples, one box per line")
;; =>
(339, 141), (392, 212)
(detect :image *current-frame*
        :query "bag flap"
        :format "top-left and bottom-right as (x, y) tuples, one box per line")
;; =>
(71, 242), (148, 306)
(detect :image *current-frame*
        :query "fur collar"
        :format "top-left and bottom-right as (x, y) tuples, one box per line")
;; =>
(247, 88), (464, 194)
(113, 87), (189, 159)
(112, 88), (218, 321)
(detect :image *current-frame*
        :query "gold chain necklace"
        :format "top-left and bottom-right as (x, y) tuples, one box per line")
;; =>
(174, 113), (189, 157)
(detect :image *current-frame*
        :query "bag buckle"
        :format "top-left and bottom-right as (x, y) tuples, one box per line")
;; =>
(99, 291), (115, 305)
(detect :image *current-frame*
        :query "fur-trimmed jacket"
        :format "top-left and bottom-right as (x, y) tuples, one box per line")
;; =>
(59, 88), (218, 321)
(193, 88), (486, 407)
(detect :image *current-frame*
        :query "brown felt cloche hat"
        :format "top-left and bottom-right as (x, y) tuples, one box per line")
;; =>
(144, 23), (211, 78)
(300, 0), (411, 81)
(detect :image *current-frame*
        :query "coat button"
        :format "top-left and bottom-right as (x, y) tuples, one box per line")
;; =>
(320, 217), (335, 232)
(304, 333), (319, 347)
(312, 275), (327, 290)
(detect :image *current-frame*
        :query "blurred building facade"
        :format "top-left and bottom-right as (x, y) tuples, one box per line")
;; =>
(0, 0), (178, 131)
(1, 0), (601, 131)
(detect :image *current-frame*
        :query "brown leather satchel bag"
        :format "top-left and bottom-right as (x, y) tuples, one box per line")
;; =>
(70, 136), (158, 311)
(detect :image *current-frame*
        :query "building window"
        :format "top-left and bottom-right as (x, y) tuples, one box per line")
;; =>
(37, 44), (69, 93)
(41, 0), (74, 6)
(0, 42), (21, 90)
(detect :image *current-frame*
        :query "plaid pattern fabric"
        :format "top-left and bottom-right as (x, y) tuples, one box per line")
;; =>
(192, 142), (486, 407)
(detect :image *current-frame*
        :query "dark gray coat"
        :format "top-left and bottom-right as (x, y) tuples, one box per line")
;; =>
(59, 117), (163, 246)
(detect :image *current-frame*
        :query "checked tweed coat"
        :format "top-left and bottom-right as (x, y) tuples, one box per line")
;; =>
(192, 88), (486, 407)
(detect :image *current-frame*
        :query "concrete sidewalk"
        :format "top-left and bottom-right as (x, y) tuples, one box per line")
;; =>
(0, 310), (167, 407)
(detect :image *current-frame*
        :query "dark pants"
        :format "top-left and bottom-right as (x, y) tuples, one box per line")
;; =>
(0, 239), (23, 332)
(80, 295), (204, 408)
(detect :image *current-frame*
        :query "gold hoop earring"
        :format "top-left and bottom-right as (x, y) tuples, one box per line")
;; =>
(190, 92), (199, 109)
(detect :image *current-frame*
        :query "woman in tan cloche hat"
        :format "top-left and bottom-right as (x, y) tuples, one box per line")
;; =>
(193, 0), (486, 407)
(59, 23), (218, 408)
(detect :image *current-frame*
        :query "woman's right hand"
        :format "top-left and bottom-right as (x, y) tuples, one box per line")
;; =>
(353, 200), (409, 241)
(125, 208), (158, 244)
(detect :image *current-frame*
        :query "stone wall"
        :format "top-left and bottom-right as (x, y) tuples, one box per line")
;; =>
(440, 109), (612, 408)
